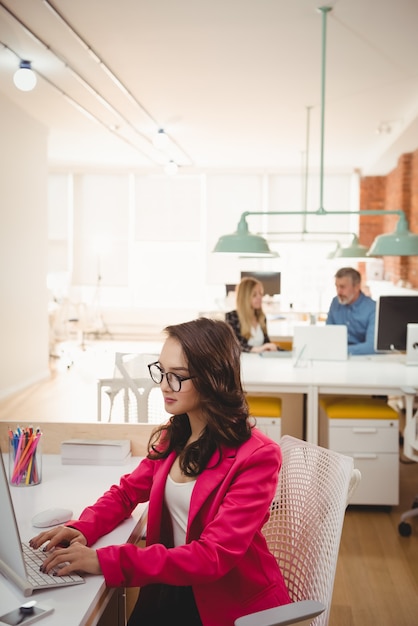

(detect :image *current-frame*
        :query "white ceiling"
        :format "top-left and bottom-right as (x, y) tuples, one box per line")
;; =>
(1, 0), (418, 175)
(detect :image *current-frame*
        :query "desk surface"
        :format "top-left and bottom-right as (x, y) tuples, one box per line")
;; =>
(0, 455), (144, 626)
(241, 352), (417, 391)
(95, 341), (417, 394)
(241, 352), (417, 443)
(96, 345), (416, 442)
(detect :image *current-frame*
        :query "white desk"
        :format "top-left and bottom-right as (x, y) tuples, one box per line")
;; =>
(241, 353), (418, 444)
(93, 344), (417, 445)
(0, 455), (146, 626)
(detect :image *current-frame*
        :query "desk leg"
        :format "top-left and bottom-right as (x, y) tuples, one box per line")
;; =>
(306, 386), (318, 445)
(87, 587), (126, 626)
(119, 588), (127, 626)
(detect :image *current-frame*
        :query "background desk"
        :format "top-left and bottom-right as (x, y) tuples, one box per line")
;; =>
(0, 455), (145, 626)
(242, 353), (417, 505)
(241, 353), (417, 444)
(92, 342), (416, 445)
(92, 348), (416, 446)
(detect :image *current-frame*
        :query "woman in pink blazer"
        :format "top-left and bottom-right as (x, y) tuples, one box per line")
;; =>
(30, 318), (291, 626)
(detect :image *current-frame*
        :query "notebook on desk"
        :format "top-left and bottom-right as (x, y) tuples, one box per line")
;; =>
(0, 454), (84, 597)
(292, 325), (348, 361)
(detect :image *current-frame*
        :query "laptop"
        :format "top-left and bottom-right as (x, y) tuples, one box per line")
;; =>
(0, 453), (84, 596)
(292, 325), (348, 361)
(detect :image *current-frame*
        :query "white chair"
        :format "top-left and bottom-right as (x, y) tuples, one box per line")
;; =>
(235, 435), (361, 626)
(101, 352), (168, 423)
(398, 386), (418, 537)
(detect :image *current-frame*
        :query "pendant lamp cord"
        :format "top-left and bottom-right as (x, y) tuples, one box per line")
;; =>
(318, 6), (332, 215)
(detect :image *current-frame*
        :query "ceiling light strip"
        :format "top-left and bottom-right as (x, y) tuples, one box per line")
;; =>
(0, 4), (165, 165)
(0, 39), (163, 164)
(42, 0), (193, 165)
(67, 65), (154, 145)
(58, 88), (163, 161)
(42, 0), (159, 126)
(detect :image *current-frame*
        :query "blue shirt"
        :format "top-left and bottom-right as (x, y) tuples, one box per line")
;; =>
(326, 291), (376, 355)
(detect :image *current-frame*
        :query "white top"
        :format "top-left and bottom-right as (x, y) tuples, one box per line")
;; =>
(165, 474), (196, 546)
(248, 323), (264, 347)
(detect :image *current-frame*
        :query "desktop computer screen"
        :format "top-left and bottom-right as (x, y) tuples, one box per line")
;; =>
(240, 271), (281, 296)
(225, 283), (237, 296)
(375, 295), (418, 352)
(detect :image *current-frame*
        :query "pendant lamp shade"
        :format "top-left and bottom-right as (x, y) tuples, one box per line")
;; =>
(212, 7), (418, 259)
(331, 234), (369, 258)
(212, 215), (277, 257)
(367, 214), (418, 256)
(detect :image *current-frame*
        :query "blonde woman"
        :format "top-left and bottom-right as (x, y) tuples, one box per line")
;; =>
(225, 277), (280, 353)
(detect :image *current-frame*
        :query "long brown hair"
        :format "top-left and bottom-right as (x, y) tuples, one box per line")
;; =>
(236, 277), (268, 339)
(147, 318), (251, 476)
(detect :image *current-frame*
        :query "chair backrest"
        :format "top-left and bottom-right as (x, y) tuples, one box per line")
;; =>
(115, 352), (168, 423)
(264, 435), (360, 626)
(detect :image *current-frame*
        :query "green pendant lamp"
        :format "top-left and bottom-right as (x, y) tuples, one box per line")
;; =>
(212, 6), (418, 258)
(367, 212), (418, 256)
(330, 234), (369, 258)
(212, 214), (277, 256)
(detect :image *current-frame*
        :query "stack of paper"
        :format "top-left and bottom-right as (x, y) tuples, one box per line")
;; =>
(61, 439), (131, 465)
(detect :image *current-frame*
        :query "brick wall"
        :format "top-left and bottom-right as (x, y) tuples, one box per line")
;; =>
(360, 149), (418, 288)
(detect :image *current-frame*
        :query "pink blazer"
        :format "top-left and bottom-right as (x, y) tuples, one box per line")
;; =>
(70, 428), (291, 626)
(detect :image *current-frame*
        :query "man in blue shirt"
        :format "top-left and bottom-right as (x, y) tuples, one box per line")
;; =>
(326, 267), (376, 355)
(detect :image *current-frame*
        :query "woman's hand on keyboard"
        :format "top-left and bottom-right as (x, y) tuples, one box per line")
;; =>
(29, 525), (86, 552)
(40, 541), (101, 577)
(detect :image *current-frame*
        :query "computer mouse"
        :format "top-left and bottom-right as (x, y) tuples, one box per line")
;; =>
(31, 507), (73, 528)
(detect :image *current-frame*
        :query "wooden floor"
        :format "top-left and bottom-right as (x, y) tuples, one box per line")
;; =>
(1, 338), (418, 625)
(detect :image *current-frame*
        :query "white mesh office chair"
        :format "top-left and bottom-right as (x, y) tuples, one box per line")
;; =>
(235, 435), (361, 626)
(398, 386), (418, 537)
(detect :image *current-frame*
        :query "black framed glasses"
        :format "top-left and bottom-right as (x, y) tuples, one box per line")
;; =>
(148, 361), (195, 392)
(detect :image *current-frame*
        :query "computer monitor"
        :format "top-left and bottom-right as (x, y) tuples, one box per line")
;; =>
(225, 283), (237, 296)
(240, 271), (281, 296)
(375, 295), (418, 352)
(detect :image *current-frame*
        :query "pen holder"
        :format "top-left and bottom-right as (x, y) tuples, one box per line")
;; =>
(9, 431), (42, 487)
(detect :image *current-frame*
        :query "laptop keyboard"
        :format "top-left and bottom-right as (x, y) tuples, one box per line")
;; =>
(22, 542), (84, 589)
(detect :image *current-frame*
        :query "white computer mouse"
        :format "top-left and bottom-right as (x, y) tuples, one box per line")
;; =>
(31, 507), (73, 528)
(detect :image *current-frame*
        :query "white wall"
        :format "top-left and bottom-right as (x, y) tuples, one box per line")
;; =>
(0, 95), (50, 398)
(1, 89), (413, 399)
(47, 169), (360, 328)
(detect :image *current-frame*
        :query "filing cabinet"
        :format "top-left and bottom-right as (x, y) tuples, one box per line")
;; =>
(320, 397), (399, 506)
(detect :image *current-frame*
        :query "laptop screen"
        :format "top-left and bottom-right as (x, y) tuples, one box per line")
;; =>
(292, 325), (348, 361)
(0, 452), (30, 592)
(0, 454), (84, 596)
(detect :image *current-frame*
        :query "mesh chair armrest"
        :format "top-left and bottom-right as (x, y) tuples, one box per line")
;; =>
(234, 600), (325, 626)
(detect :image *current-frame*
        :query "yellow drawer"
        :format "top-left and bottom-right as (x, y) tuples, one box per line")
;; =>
(246, 396), (282, 417)
(320, 396), (398, 420)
